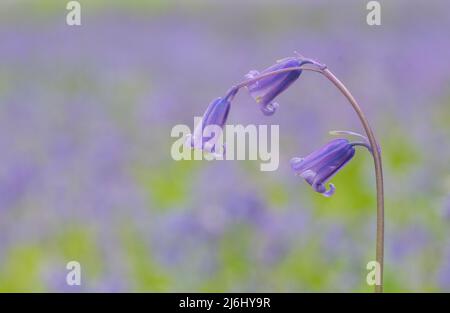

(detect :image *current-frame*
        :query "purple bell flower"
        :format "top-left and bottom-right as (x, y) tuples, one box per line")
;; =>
(290, 133), (369, 197)
(245, 56), (318, 116)
(186, 87), (238, 155)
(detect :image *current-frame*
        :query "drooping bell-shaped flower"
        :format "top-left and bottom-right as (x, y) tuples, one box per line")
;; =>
(245, 56), (319, 116)
(186, 87), (238, 155)
(290, 137), (365, 197)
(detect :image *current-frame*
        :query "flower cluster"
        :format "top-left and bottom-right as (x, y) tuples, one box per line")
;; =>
(188, 55), (371, 197)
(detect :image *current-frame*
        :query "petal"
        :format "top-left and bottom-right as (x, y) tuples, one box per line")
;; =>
(185, 133), (203, 150)
(202, 97), (231, 129)
(260, 102), (278, 116)
(300, 169), (316, 185)
(290, 139), (349, 174)
(257, 69), (301, 106)
(314, 146), (355, 183)
(312, 181), (335, 197)
(290, 157), (304, 172)
(245, 57), (303, 113)
(204, 141), (225, 157)
(291, 138), (356, 197)
(211, 143), (226, 158)
(248, 71), (288, 93)
(245, 70), (260, 80)
(322, 183), (335, 197)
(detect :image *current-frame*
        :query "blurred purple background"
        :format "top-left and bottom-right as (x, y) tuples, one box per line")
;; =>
(0, 0), (450, 292)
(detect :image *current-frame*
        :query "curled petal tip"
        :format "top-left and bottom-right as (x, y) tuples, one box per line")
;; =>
(322, 183), (335, 197)
(260, 102), (278, 116)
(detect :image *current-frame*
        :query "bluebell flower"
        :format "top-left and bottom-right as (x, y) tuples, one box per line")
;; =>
(186, 87), (238, 155)
(290, 133), (369, 197)
(245, 56), (319, 116)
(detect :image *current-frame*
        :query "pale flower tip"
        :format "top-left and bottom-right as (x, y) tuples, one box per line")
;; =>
(260, 102), (278, 116)
(245, 70), (259, 80)
(329, 130), (367, 141)
(322, 183), (336, 197)
(290, 157), (304, 167)
(329, 130), (340, 136)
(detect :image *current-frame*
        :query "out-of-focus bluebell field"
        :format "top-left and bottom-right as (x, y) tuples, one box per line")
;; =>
(0, 0), (450, 292)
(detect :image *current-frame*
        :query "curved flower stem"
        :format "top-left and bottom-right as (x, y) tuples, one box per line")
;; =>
(235, 64), (385, 293)
(321, 68), (384, 293)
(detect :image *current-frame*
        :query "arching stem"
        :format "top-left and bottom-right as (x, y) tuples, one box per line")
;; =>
(236, 64), (385, 293)
(321, 68), (384, 293)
